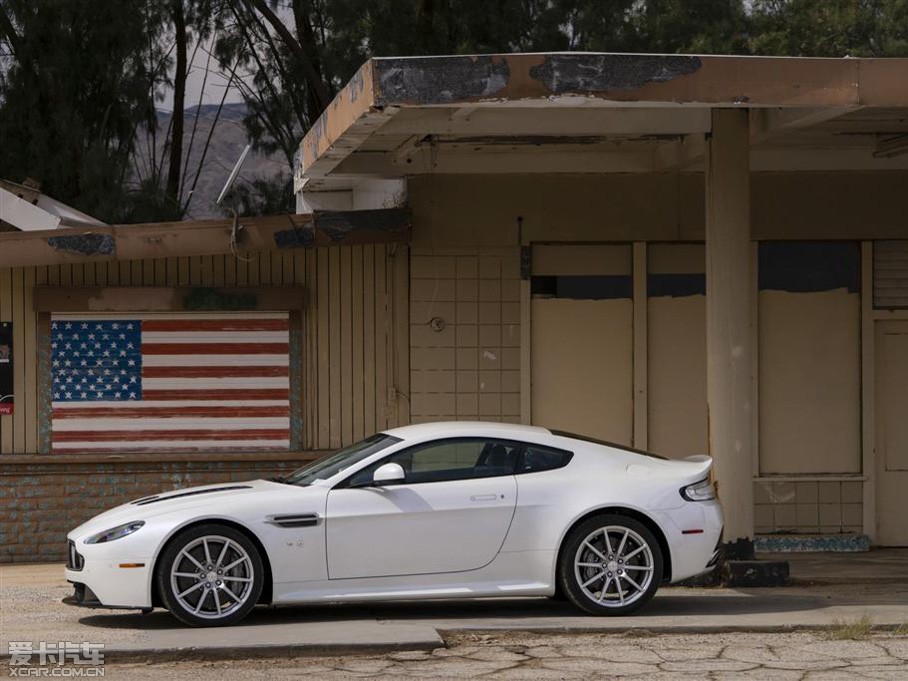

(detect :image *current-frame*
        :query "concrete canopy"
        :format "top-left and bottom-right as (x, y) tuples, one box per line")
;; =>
(297, 52), (908, 194)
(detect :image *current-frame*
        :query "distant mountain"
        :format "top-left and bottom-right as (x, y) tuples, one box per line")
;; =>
(137, 103), (290, 219)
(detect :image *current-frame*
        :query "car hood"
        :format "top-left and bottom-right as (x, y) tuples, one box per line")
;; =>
(68, 478), (302, 539)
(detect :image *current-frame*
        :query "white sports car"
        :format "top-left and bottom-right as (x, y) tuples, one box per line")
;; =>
(64, 422), (723, 626)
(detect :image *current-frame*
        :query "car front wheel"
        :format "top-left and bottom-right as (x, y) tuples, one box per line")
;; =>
(559, 514), (663, 616)
(157, 523), (264, 627)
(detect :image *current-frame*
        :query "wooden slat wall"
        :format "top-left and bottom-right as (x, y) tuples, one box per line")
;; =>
(0, 246), (410, 454)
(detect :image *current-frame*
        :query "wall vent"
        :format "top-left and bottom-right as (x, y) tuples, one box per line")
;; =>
(873, 241), (908, 309)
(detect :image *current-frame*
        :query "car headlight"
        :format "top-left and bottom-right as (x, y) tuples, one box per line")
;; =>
(85, 521), (145, 544)
(680, 479), (716, 502)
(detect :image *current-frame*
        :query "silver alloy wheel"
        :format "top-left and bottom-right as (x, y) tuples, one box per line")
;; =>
(573, 525), (655, 608)
(169, 534), (255, 620)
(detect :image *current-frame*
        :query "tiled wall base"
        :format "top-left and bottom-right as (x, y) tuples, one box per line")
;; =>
(754, 479), (863, 534)
(756, 534), (871, 553)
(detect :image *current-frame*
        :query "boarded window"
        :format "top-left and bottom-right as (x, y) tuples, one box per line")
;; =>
(758, 242), (861, 474)
(50, 313), (291, 453)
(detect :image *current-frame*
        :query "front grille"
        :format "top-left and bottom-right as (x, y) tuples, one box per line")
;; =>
(67, 540), (84, 571)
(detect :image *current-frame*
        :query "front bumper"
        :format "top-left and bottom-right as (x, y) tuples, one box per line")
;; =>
(62, 581), (147, 611)
(64, 538), (154, 609)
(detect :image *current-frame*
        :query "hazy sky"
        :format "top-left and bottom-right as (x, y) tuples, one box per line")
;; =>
(159, 33), (245, 112)
(158, 1), (298, 113)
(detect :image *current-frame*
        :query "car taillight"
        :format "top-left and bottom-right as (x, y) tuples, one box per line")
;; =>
(680, 478), (717, 502)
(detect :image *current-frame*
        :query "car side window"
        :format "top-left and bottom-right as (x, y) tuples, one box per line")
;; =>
(516, 444), (573, 474)
(345, 438), (522, 486)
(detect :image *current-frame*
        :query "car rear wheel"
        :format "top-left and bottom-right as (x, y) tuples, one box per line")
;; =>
(157, 523), (263, 627)
(559, 514), (663, 616)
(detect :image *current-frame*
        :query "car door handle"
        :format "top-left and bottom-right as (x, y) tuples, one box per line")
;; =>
(470, 494), (499, 502)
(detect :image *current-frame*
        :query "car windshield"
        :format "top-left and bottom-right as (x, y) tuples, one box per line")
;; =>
(281, 433), (402, 486)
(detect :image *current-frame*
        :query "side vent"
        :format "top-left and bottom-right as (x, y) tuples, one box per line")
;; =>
(874, 241), (908, 309)
(265, 513), (320, 528)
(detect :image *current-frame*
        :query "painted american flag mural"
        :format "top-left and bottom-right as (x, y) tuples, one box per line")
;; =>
(50, 314), (291, 453)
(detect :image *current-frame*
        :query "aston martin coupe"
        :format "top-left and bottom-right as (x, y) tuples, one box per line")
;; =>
(64, 422), (723, 626)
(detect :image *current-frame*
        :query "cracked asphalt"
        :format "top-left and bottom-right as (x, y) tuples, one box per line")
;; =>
(96, 630), (908, 679)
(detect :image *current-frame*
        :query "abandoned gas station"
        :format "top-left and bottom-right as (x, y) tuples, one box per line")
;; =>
(2, 52), (908, 562)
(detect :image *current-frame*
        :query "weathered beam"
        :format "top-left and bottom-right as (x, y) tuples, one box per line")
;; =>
(0, 186), (61, 231)
(653, 134), (707, 172)
(750, 106), (862, 145)
(0, 209), (410, 269)
(332, 141), (908, 176)
(299, 53), (908, 188)
(376, 107), (713, 137)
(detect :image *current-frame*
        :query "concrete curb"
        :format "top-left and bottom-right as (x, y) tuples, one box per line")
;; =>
(0, 637), (446, 665)
(440, 623), (908, 637)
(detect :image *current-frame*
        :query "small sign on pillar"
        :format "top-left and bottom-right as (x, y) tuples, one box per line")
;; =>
(0, 322), (12, 415)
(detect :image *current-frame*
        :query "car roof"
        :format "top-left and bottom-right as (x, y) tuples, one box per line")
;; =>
(382, 421), (553, 443)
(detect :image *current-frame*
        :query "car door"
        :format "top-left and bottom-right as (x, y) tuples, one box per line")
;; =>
(325, 438), (519, 579)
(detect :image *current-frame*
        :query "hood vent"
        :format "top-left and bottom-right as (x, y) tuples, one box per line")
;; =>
(131, 485), (252, 506)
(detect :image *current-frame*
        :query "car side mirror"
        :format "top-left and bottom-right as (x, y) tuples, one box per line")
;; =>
(372, 462), (405, 486)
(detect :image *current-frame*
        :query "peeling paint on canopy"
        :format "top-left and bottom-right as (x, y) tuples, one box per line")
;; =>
(46, 234), (115, 256)
(529, 54), (702, 95)
(375, 56), (511, 106)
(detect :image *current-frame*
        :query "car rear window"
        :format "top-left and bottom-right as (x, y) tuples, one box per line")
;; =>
(517, 444), (573, 474)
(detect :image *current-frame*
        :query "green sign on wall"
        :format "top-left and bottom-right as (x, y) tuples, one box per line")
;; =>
(0, 322), (12, 415)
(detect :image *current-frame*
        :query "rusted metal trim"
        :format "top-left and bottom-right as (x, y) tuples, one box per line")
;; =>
(33, 286), (305, 312)
(273, 208), (411, 249)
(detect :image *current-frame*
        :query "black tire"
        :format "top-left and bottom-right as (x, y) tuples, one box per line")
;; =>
(157, 523), (264, 627)
(558, 513), (663, 616)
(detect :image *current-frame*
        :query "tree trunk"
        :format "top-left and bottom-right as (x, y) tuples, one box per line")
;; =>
(242, 0), (330, 114)
(166, 0), (187, 205)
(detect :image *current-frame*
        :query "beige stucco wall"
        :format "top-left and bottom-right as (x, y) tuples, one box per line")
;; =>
(409, 172), (908, 245)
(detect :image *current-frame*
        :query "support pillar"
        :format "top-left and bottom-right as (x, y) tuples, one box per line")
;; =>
(706, 109), (755, 554)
